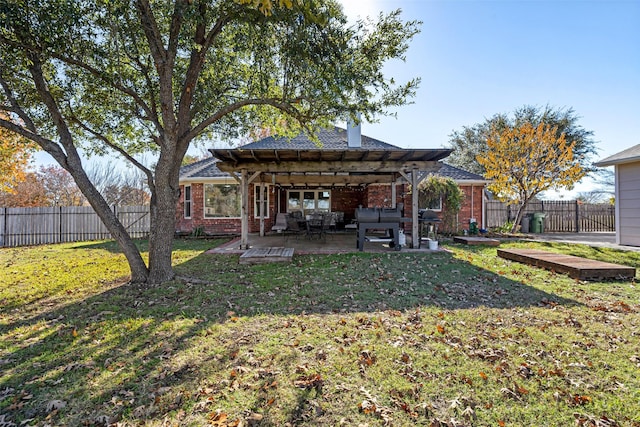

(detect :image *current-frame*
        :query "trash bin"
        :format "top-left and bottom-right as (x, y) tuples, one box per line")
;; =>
(530, 212), (546, 233)
(469, 218), (478, 235)
(521, 214), (531, 233)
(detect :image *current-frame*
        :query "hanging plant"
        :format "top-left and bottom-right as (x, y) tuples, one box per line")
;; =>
(417, 175), (463, 233)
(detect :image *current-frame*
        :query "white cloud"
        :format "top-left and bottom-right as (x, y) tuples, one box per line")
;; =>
(338, 0), (383, 22)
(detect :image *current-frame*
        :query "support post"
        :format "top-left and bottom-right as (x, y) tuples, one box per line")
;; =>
(411, 168), (419, 248)
(259, 182), (265, 237)
(391, 178), (397, 208)
(240, 169), (250, 249)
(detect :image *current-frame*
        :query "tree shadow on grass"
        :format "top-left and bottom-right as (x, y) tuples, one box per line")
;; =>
(68, 236), (229, 254)
(1, 247), (580, 425)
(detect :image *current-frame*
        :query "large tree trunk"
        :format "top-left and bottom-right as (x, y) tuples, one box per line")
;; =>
(510, 196), (534, 233)
(146, 152), (181, 284)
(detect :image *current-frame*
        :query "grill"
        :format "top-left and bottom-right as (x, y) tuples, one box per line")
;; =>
(418, 209), (441, 249)
(355, 207), (408, 251)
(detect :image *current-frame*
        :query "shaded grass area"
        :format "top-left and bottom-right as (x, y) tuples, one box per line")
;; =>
(1, 238), (639, 426)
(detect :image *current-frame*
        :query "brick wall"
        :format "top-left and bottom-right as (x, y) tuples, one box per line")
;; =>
(330, 187), (365, 222)
(176, 183), (243, 234)
(456, 185), (484, 231)
(176, 182), (485, 235)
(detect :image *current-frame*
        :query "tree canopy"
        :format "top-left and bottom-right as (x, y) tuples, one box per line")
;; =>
(0, 113), (36, 193)
(447, 105), (596, 176)
(477, 121), (586, 232)
(0, 0), (421, 283)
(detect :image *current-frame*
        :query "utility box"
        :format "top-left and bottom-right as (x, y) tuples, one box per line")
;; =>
(530, 212), (546, 233)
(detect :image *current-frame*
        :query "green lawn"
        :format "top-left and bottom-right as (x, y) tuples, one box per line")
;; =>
(1, 238), (639, 426)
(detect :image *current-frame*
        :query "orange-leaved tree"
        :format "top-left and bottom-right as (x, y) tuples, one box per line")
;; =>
(477, 121), (585, 232)
(0, 113), (36, 193)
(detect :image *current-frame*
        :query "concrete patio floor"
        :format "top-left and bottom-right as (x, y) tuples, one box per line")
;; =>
(205, 231), (640, 256)
(207, 231), (435, 255)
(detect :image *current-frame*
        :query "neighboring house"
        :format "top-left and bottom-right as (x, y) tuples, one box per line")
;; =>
(594, 143), (640, 246)
(176, 126), (488, 246)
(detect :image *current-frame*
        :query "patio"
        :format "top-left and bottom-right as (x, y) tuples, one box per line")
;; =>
(207, 230), (436, 255)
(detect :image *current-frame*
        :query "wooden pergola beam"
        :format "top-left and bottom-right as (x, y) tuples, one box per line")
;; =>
(217, 160), (442, 174)
(269, 174), (399, 185)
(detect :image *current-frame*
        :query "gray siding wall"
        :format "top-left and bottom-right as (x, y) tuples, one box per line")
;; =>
(618, 162), (640, 246)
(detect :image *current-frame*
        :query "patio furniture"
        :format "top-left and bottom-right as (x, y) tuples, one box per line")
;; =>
(305, 213), (325, 240)
(333, 211), (345, 230)
(323, 212), (335, 236)
(271, 212), (289, 233)
(285, 216), (304, 240)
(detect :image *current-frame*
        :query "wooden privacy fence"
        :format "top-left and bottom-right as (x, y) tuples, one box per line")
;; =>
(0, 205), (150, 247)
(486, 200), (615, 233)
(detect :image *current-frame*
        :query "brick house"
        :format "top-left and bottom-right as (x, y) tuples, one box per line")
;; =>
(177, 126), (488, 247)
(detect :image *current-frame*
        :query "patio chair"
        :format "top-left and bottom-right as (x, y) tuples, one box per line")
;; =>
(322, 212), (335, 237)
(285, 216), (304, 240)
(334, 211), (345, 230)
(271, 212), (288, 234)
(306, 213), (324, 240)
(290, 210), (304, 221)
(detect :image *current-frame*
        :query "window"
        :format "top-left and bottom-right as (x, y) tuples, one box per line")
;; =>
(254, 184), (270, 218)
(288, 189), (330, 215)
(204, 183), (241, 218)
(184, 185), (191, 218)
(424, 197), (442, 212)
(288, 191), (301, 212)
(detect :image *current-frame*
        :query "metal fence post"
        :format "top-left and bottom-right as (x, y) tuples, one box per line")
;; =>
(1, 207), (5, 247)
(59, 206), (63, 244)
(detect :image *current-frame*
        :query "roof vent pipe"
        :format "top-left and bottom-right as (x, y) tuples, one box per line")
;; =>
(347, 113), (362, 148)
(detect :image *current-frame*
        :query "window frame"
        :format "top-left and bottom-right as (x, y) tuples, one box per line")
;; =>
(183, 185), (192, 218)
(425, 197), (443, 212)
(254, 184), (270, 219)
(203, 183), (242, 219)
(287, 189), (331, 215)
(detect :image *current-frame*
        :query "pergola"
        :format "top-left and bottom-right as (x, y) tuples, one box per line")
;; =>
(210, 147), (453, 249)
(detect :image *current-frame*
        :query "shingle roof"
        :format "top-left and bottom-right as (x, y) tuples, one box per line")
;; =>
(179, 156), (484, 183)
(239, 126), (402, 150)
(179, 157), (228, 179)
(436, 164), (487, 182)
(594, 144), (640, 167)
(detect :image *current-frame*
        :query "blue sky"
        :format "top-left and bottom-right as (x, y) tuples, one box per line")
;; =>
(339, 0), (640, 195)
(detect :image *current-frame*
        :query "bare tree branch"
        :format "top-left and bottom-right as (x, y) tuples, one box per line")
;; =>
(187, 97), (309, 142)
(69, 114), (155, 193)
(0, 71), (38, 133)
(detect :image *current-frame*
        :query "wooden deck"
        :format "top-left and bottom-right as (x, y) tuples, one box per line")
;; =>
(454, 236), (501, 246)
(239, 247), (294, 264)
(497, 248), (636, 281)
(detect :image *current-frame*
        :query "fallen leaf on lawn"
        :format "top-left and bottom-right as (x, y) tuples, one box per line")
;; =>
(359, 350), (376, 367)
(359, 399), (377, 414)
(294, 373), (323, 390)
(0, 414), (14, 423)
(209, 411), (241, 427)
(570, 394), (592, 406)
(47, 400), (66, 412)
